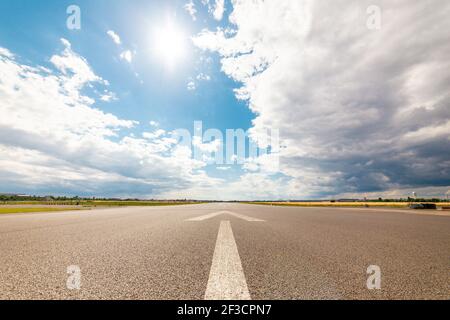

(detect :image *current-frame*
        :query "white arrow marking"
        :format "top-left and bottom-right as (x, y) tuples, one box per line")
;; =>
(186, 210), (265, 222)
(205, 220), (251, 300)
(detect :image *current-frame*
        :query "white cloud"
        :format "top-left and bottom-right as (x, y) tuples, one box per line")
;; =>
(186, 74), (210, 92)
(200, 0), (225, 21)
(213, 0), (225, 21)
(142, 129), (166, 140)
(107, 31), (135, 65)
(107, 30), (122, 45)
(402, 120), (450, 143)
(196, 73), (211, 81)
(193, 0), (450, 198)
(184, 0), (197, 21)
(0, 47), (14, 58)
(60, 38), (71, 48)
(120, 50), (133, 63)
(100, 91), (118, 102)
(49, 39), (106, 105)
(149, 121), (160, 127)
(192, 29), (229, 54)
(187, 80), (196, 91)
(243, 153), (279, 174)
(193, 136), (222, 153)
(0, 42), (219, 198)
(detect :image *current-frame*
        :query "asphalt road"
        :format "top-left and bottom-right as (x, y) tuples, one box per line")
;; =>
(0, 203), (449, 300)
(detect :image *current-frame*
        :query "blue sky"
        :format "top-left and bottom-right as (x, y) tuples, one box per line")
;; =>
(0, 0), (449, 199)
(0, 0), (251, 132)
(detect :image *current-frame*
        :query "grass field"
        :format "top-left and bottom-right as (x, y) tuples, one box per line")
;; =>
(0, 200), (202, 207)
(0, 200), (204, 214)
(247, 202), (450, 208)
(0, 200), (204, 215)
(0, 207), (85, 214)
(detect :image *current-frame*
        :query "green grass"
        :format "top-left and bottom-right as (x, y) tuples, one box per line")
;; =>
(0, 207), (84, 214)
(0, 201), (204, 214)
(0, 200), (203, 207)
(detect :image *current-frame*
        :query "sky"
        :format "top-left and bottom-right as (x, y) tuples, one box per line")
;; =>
(0, 0), (449, 200)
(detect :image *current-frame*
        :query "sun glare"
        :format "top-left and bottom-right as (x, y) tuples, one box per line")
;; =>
(153, 19), (187, 69)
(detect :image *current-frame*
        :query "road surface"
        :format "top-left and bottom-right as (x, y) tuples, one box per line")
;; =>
(0, 203), (449, 300)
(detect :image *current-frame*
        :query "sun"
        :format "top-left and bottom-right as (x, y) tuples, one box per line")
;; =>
(153, 19), (187, 69)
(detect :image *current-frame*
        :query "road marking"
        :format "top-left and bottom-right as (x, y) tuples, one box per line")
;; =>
(187, 210), (264, 299)
(187, 211), (224, 221)
(226, 212), (265, 222)
(186, 211), (265, 222)
(205, 220), (251, 300)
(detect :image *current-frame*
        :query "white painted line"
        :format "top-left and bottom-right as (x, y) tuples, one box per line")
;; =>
(205, 221), (251, 300)
(186, 211), (265, 222)
(187, 211), (224, 221)
(227, 211), (265, 222)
